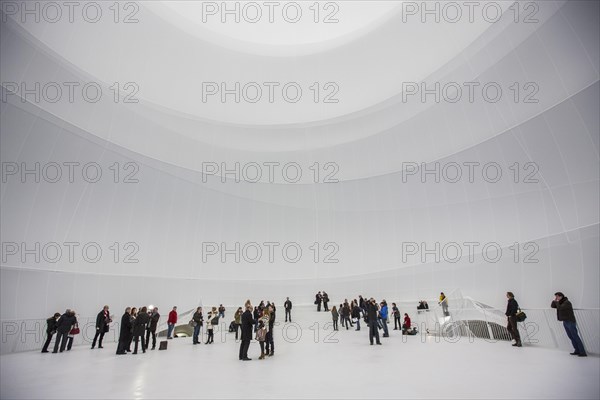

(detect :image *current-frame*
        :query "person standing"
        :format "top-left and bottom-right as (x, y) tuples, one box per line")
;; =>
(505, 292), (522, 347)
(132, 307), (150, 354)
(234, 307), (243, 340)
(342, 303), (352, 330)
(257, 309), (270, 360)
(439, 292), (449, 316)
(239, 300), (255, 361)
(392, 303), (401, 330)
(551, 292), (587, 357)
(146, 307), (160, 350)
(265, 305), (276, 357)
(352, 301), (361, 331)
(284, 297), (292, 322)
(116, 307), (132, 355)
(253, 306), (260, 333)
(331, 306), (339, 331)
(167, 306), (178, 339)
(380, 300), (389, 337)
(41, 313), (60, 353)
(366, 298), (381, 345)
(205, 307), (217, 344)
(66, 313), (79, 351)
(192, 307), (204, 345)
(127, 308), (137, 352)
(218, 304), (226, 319)
(315, 292), (323, 312)
(53, 309), (77, 353)
(322, 291), (330, 311)
(91, 305), (111, 349)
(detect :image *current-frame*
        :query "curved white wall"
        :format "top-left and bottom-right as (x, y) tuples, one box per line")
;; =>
(1, 1), (598, 320)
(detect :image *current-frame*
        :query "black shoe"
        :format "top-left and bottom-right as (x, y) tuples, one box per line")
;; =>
(132, 352), (137, 354)
(570, 352), (580, 355)
(151, 347), (155, 350)
(578, 354), (588, 357)
(376, 342), (382, 345)
(98, 346), (104, 349)
(41, 350), (49, 353)
(383, 334), (389, 337)
(91, 346), (95, 349)
(370, 343), (373, 345)
(269, 352), (274, 357)
(242, 357), (252, 361)
(52, 351), (57, 353)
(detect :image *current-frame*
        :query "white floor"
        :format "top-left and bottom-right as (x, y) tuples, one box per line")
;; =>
(1, 306), (598, 399)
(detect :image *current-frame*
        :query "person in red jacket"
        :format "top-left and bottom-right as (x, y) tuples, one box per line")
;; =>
(402, 313), (411, 332)
(167, 306), (178, 339)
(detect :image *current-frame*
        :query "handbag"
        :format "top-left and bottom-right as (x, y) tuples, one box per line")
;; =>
(256, 327), (267, 342)
(189, 319), (197, 327)
(515, 309), (527, 322)
(69, 325), (80, 335)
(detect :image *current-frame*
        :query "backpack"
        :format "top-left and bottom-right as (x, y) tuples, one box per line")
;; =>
(211, 315), (219, 325)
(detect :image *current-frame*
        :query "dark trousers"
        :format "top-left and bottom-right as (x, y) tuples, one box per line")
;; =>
(146, 329), (157, 348)
(92, 329), (105, 348)
(133, 335), (146, 353)
(344, 316), (353, 329)
(67, 336), (74, 350)
(323, 302), (329, 311)
(369, 321), (381, 345)
(206, 329), (214, 343)
(259, 341), (265, 354)
(332, 319), (338, 330)
(42, 332), (54, 352)
(285, 309), (291, 322)
(116, 339), (128, 354)
(394, 315), (401, 329)
(563, 321), (586, 355)
(317, 302), (321, 312)
(265, 331), (274, 354)
(53, 331), (68, 353)
(507, 316), (521, 344)
(235, 324), (240, 340)
(239, 339), (251, 359)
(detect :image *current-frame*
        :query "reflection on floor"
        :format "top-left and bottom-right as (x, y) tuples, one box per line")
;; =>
(1, 306), (598, 399)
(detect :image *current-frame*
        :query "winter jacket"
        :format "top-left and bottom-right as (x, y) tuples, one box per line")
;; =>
(148, 312), (160, 332)
(133, 312), (150, 337)
(284, 300), (292, 310)
(551, 297), (576, 322)
(332, 308), (339, 320)
(168, 310), (178, 324)
(505, 298), (519, 317)
(55, 312), (77, 334)
(241, 309), (255, 341)
(193, 311), (204, 326)
(380, 305), (389, 320)
(46, 317), (58, 334)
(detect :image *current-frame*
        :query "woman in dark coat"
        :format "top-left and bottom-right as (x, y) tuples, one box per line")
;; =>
(116, 307), (132, 355)
(132, 307), (150, 354)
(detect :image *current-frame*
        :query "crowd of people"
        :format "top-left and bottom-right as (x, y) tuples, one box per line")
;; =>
(40, 290), (587, 359)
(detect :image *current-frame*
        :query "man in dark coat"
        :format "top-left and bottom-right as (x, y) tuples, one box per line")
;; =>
(91, 305), (112, 349)
(41, 313), (61, 353)
(284, 297), (292, 322)
(132, 307), (150, 354)
(552, 292), (587, 357)
(53, 310), (77, 353)
(146, 307), (160, 350)
(366, 298), (381, 345)
(239, 301), (255, 361)
(116, 307), (132, 355)
(315, 292), (322, 312)
(505, 292), (522, 347)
